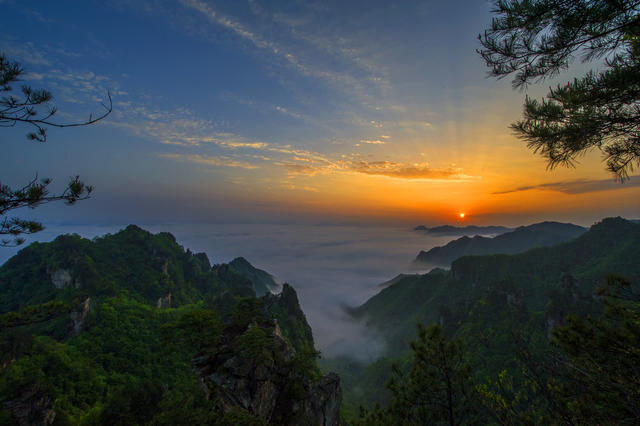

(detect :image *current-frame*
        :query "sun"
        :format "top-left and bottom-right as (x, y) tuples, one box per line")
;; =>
(459, 213), (465, 219)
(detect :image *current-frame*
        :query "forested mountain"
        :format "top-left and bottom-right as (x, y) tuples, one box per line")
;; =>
(415, 221), (586, 267)
(330, 218), (640, 422)
(360, 218), (636, 354)
(1, 219), (638, 424)
(0, 225), (340, 425)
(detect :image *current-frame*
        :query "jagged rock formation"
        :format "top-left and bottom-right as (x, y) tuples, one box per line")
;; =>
(263, 284), (316, 353)
(194, 320), (341, 425)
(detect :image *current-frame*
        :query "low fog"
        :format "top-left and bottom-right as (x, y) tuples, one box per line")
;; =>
(0, 222), (457, 362)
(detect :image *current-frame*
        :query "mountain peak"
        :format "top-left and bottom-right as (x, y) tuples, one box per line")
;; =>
(228, 257), (280, 297)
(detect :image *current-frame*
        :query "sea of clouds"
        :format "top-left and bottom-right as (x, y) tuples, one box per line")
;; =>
(0, 222), (456, 361)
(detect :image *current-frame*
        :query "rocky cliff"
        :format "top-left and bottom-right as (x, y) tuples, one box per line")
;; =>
(194, 319), (341, 425)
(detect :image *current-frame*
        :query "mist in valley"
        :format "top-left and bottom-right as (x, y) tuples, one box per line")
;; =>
(0, 222), (456, 361)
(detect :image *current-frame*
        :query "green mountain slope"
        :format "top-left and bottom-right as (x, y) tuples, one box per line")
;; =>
(357, 217), (639, 355)
(415, 221), (587, 266)
(325, 218), (639, 417)
(0, 226), (340, 425)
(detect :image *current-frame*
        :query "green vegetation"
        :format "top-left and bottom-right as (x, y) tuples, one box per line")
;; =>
(0, 226), (324, 425)
(0, 53), (111, 247)
(357, 218), (639, 356)
(2, 219), (638, 424)
(326, 218), (640, 423)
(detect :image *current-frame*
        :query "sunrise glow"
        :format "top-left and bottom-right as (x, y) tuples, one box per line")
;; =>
(0, 1), (637, 228)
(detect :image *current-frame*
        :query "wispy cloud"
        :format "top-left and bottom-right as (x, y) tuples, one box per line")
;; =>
(177, 0), (389, 108)
(111, 107), (216, 147)
(493, 176), (640, 195)
(179, 0), (274, 51)
(344, 160), (469, 180)
(276, 163), (322, 176)
(0, 40), (51, 65)
(276, 155), (472, 181)
(158, 153), (259, 169)
(152, 121), (471, 181)
(218, 141), (270, 149)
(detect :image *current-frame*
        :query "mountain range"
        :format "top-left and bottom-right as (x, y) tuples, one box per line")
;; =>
(320, 217), (640, 416)
(358, 218), (638, 354)
(415, 221), (587, 267)
(1, 218), (638, 424)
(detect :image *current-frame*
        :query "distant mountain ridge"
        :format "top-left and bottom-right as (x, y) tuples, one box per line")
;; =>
(328, 217), (640, 415)
(355, 217), (640, 356)
(414, 224), (513, 236)
(415, 221), (587, 267)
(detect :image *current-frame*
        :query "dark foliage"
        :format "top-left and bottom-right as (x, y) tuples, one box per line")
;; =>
(479, 1), (640, 178)
(0, 53), (111, 246)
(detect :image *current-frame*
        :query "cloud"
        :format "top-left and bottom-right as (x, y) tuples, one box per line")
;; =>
(110, 98), (474, 183)
(0, 40), (51, 65)
(177, 0), (388, 108)
(345, 160), (467, 180)
(493, 176), (640, 195)
(179, 0), (273, 50)
(112, 99), (472, 183)
(277, 163), (321, 176)
(274, 105), (308, 122)
(276, 154), (473, 181)
(218, 141), (270, 149)
(220, 92), (322, 126)
(158, 153), (259, 169)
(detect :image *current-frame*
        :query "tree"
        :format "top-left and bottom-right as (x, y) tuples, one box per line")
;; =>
(479, 1), (640, 179)
(549, 275), (640, 423)
(0, 53), (111, 246)
(359, 324), (479, 426)
(478, 275), (640, 425)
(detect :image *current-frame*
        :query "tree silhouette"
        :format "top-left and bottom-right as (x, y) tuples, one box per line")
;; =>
(479, 0), (640, 179)
(0, 53), (111, 246)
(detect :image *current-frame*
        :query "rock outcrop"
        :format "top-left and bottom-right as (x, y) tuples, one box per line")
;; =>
(69, 297), (91, 335)
(50, 269), (73, 289)
(156, 293), (172, 309)
(194, 320), (341, 425)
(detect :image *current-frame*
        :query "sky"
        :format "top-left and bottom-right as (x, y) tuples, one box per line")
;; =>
(1, 0), (639, 230)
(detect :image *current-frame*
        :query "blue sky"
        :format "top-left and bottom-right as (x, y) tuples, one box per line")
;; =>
(1, 0), (638, 229)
